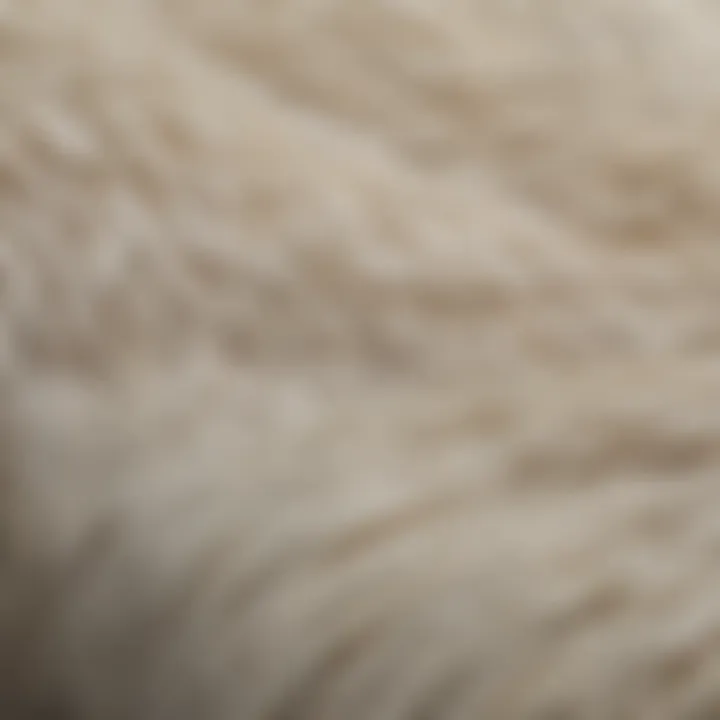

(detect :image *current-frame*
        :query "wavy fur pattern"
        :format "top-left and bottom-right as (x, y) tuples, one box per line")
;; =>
(3, 1), (720, 718)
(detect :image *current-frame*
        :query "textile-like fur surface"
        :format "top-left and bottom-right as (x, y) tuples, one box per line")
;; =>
(3, 1), (720, 717)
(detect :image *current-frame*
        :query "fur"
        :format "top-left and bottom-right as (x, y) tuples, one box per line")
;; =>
(3, 1), (720, 717)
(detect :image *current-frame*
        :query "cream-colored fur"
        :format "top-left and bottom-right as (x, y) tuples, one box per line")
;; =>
(3, 1), (720, 717)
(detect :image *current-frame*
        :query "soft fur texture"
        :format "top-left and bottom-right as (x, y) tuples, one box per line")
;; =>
(3, 1), (720, 718)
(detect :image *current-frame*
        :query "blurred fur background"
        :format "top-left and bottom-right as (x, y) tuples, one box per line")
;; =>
(3, 1), (720, 717)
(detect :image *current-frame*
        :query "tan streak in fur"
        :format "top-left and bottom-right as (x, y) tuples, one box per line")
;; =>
(3, 1), (720, 718)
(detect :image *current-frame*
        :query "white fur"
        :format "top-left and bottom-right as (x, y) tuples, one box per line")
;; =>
(3, 1), (720, 717)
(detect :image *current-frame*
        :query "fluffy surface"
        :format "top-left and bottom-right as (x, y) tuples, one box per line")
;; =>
(3, 1), (720, 718)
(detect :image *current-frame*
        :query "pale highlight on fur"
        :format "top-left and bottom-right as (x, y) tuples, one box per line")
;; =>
(2, 1), (720, 718)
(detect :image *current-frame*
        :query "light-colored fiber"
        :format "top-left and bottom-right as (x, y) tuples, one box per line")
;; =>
(3, 1), (720, 717)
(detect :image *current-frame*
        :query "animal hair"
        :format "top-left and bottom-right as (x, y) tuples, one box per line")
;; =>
(3, 1), (720, 718)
